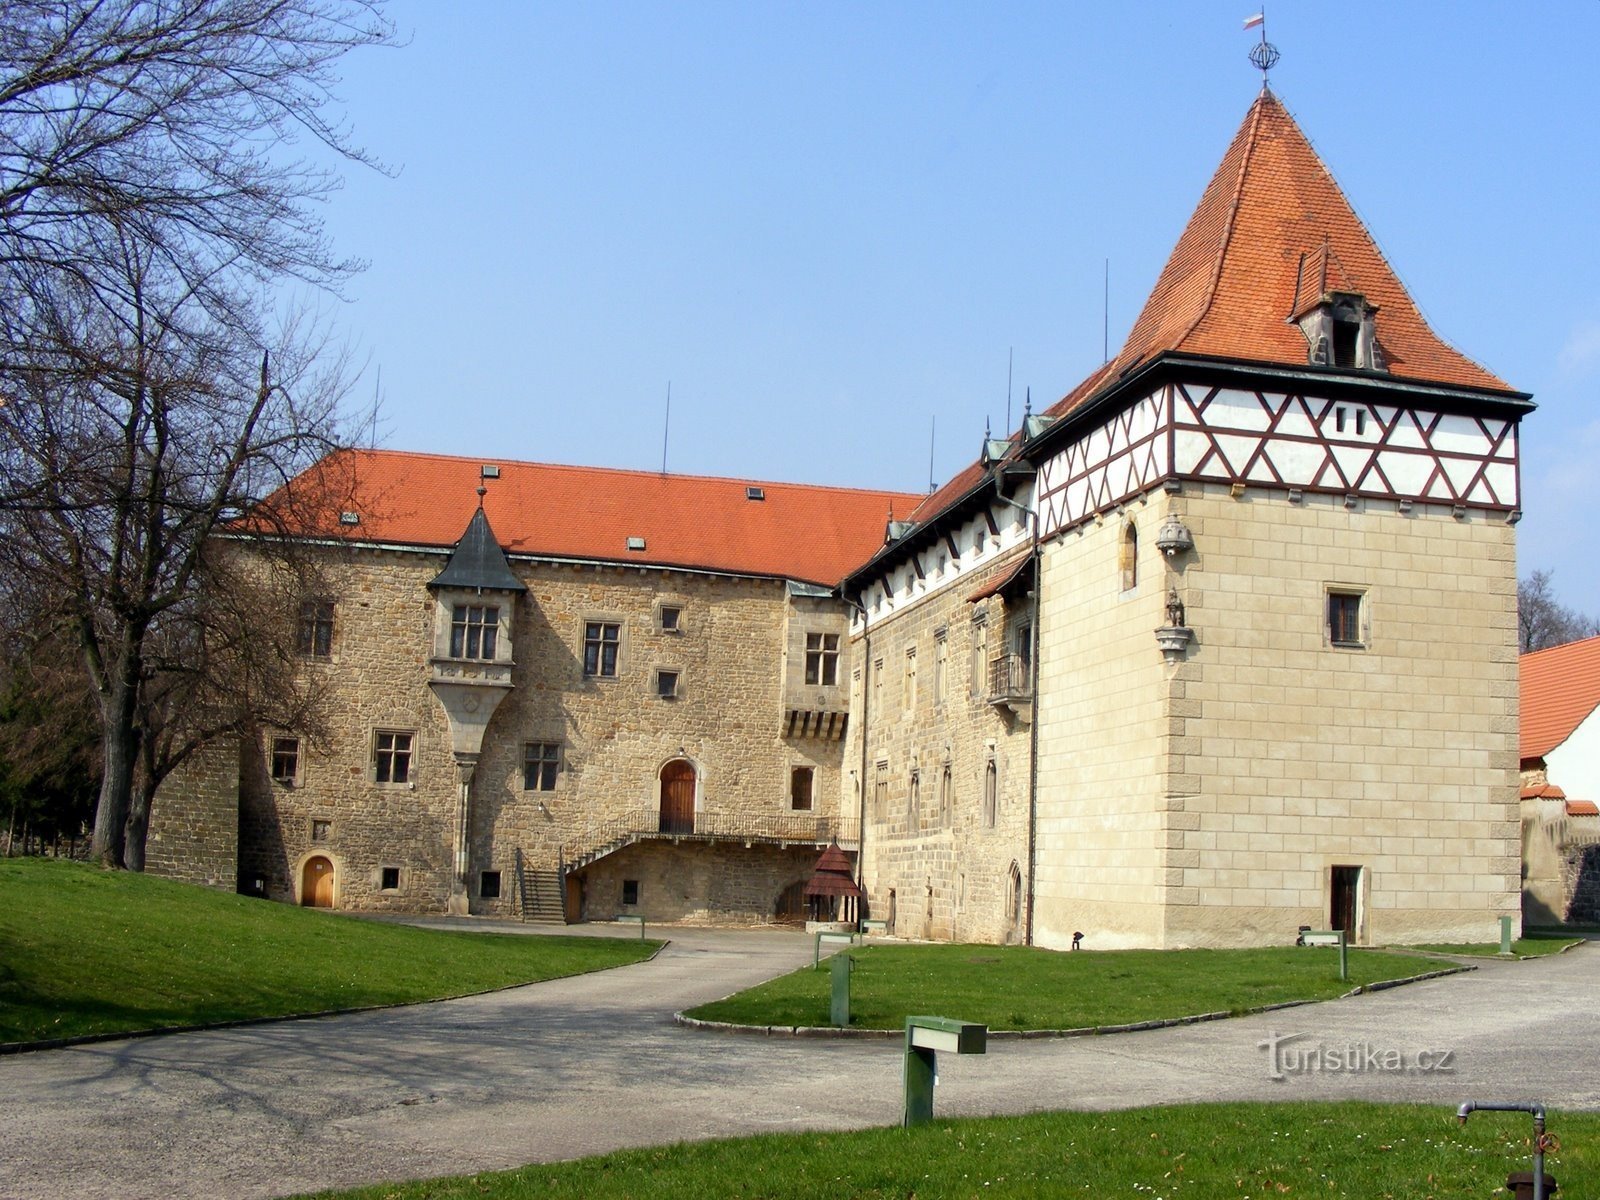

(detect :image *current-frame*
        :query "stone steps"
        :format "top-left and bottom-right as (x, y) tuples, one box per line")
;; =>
(520, 868), (566, 924)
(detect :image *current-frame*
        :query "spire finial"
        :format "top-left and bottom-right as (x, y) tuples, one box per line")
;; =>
(475, 485), (487, 508)
(1244, 11), (1279, 83)
(1024, 387), (1032, 418)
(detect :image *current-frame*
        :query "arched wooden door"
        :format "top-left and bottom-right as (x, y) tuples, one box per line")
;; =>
(301, 856), (334, 907)
(658, 760), (696, 834)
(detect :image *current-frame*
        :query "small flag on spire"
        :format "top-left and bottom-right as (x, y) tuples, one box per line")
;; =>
(1243, 12), (1265, 29)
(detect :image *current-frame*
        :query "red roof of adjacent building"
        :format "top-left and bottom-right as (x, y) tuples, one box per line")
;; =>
(1049, 89), (1512, 422)
(1566, 800), (1599, 818)
(266, 448), (921, 586)
(1520, 635), (1600, 760)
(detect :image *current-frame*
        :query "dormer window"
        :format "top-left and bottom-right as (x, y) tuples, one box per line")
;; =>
(1296, 290), (1384, 372)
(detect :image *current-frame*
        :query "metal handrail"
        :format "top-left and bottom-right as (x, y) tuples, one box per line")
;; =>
(562, 808), (860, 865)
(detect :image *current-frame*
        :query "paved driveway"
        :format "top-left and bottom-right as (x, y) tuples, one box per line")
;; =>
(1, 926), (1595, 1200)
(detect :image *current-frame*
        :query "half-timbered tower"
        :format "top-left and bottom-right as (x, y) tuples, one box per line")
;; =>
(844, 89), (1530, 948)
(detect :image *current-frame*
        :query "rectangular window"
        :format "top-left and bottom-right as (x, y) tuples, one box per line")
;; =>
(655, 668), (680, 699)
(297, 600), (334, 658)
(374, 730), (413, 784)
(1328, 591), (1365, 647)
(380, 866), (400, 891)
(934, 634), (948, 704)
(805, 632), (840, 686)
(874, 761), (889, 820)
(479, 870), (502, 899)
(523, 742), (560, 791)
(1014, 621), (1034, 675)
(970, 619), (988, 698)
(584, 621), (621, 677)
(622, 879), (640, 906)
(450, 604), (499, 659)
(270, 736), (300, 786)
(904, 648), (917, 710)
(659, 605), (682, 633)
(790, 766), (814, 811)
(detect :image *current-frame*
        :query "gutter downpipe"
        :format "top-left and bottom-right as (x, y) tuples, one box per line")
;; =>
(843, 593), (872, 911)
(992, 481), (1042, 946)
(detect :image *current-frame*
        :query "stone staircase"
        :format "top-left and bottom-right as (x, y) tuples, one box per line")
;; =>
(516, 858), (567, 924)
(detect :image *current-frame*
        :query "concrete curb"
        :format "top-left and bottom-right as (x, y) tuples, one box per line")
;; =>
(672, 963), (1474, 1041)
(0, 937), (670, 1057)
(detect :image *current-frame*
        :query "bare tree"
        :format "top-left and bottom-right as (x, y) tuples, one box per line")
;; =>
(0, 1), (389, 868)
(1519, 569), (1600, 654)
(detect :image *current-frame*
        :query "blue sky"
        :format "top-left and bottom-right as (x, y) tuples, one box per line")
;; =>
(315, 2), (1600, 609)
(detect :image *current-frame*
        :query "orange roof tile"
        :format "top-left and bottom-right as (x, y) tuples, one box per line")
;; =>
(1050, 89), (1511, 423)
(266, 449), (921, 586)
(1521, 783), (1567, 801)
(1567, 800), (1599, 818)
(1520, 635), (1600, 760)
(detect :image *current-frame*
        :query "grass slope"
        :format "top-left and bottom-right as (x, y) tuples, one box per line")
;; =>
(1402, 937), (1581, 958)
(685, 943), (1444, 1032)
(0, 858), (658, 1045)
(296, 1103), (1599, 1199)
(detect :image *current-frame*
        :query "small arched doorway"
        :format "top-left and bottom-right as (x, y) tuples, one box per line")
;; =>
(301, 856), (335, 908)
(658, 759), (696, 834)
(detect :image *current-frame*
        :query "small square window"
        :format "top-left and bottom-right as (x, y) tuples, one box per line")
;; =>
(1328, 591), (1365, 647)
(310, 819), (331, 842)
(380, 866), (400, 891)
(655, 669), (680, 699)
(659, 605), (681, 633)
(523, 742), (560, 791)
(270, 736), (300, 786)
(622, 879), (640, 906)
(480, 870), (502, 899)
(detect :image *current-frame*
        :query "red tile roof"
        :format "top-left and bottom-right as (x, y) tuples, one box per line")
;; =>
(1567, 800), (1599, 818)
(1520, 635), (1600, 760)
(1521, 783), (1567, 801)
(1049, 89), (1511, 424)
(266, 449), (921, 586)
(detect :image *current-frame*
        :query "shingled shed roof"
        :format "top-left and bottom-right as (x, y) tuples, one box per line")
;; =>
(264, 448), (922, 587)
(1521, 635), (1600, 760)
(804, 843), (862, 898)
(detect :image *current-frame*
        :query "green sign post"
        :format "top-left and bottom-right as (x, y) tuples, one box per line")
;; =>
(830, 952), (852, 1027)
(1500, 915), (1514, 956)
(903, 1016), (987, 1127)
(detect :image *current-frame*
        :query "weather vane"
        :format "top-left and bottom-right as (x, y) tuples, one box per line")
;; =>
(1244, 11), (1280, 83)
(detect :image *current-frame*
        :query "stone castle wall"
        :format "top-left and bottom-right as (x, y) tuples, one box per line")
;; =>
(168, 543), (856, 921)
(846, 551), (1033, 944)
(1036, 480), (1519, 948)
(144, 739), (242, 890)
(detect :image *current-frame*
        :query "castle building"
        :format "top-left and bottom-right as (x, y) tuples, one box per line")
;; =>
(151, 89), (1530, 947)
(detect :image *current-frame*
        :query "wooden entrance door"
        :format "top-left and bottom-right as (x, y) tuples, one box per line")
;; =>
(658, 760), (695, 834)
(302, 856), (334, 907)
(1330, 865), (1360, 940)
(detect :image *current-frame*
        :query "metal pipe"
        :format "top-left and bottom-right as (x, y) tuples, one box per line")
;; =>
(1457, 1101), (1549, 1200)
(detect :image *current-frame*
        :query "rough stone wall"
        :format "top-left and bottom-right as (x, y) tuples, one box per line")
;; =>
(144, 739), (243, 889)
(1034, 480), (1519, 949)
(578, 840), (822, 925)
(1562, 843), (1600, 924)
(846, 552), (1033, 944)
(180, 543), (855, 921)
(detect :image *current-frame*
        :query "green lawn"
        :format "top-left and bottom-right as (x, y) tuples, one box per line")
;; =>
(294, 1102), (1598, 1199)
(1401, 937), (1583, 958)
(0, 858), (659, 1045)
(684, 943), (1450, 1032)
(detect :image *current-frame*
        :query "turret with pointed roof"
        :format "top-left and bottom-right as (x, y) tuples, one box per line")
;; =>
(428, 503), (526, 594)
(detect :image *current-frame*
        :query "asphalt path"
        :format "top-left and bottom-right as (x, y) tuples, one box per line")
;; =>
(0, 922), (1595, 1200)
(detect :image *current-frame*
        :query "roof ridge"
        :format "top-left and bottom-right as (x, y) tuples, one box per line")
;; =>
(1170, 88), (1271, 354)
(342, 446), (921, 502)
(1522, 632), (1600, 661)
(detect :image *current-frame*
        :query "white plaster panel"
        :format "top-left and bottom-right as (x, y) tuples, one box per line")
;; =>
(1212, 433), (1262, 475)
(1207, 389), (1274, 431)
(1430, 413), (1490, 455)
(1546, 709), (1600, 806)
(1376, 450), (1434, 496)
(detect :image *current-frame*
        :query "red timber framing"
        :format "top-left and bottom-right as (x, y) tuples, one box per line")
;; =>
(1035, 381), (1521, 540)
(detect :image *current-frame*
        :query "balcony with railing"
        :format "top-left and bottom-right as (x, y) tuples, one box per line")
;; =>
(987, 652), (1032, 718)
(562, 808), (860, 873)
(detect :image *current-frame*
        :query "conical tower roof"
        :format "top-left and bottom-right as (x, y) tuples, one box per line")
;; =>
(428, 505), (526, 593)
(1092, 89), (1510, 398)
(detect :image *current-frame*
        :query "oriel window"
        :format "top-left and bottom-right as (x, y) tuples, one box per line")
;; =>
(450, 605), (499, 659)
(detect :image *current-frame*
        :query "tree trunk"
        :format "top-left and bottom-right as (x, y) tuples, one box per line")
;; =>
(124, 786), (150, 872)
(90, 668), (141, 868)
(4, 806), (14, 857)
